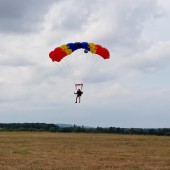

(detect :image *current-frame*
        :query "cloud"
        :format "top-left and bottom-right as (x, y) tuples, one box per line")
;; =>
(0, 0), (170, 127)
(121, 41), (170, 75)
(42, 0), (164, 82)
(0, 0), (164, 93)
(0, 0), (56, 34)
(42, 0), (159, 46)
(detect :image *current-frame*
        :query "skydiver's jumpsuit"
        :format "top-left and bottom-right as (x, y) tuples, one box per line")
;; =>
(75, 90), (83, 103)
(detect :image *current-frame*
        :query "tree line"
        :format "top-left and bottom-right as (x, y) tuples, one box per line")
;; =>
(0, 123), (170, 136)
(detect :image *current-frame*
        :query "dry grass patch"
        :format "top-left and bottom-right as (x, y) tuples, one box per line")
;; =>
(0, 132), (170, 170)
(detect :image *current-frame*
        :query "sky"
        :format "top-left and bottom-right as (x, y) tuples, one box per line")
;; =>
(0, 0), (170, 128)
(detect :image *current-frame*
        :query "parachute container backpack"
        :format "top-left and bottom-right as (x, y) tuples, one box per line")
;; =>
(49, 42), (110, 90)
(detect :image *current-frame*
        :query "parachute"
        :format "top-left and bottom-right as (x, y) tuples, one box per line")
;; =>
(49, 42), (110, 89)
(49, 42), (110, 62)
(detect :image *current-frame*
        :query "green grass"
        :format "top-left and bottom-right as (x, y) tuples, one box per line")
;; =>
(0, 132), (170, 170)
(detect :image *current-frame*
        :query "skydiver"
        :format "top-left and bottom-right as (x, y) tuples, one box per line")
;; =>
(74, 89), (83, 103)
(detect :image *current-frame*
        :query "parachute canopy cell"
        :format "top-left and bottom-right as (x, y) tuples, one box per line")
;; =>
(49, 42), (110, 62)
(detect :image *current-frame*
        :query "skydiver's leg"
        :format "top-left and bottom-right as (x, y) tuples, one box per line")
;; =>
(75, 96), (78, 103)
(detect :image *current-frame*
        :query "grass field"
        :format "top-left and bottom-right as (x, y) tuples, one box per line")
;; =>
(0, 132), (170, 170)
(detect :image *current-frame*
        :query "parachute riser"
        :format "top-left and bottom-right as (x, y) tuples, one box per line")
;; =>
(75, 83), (83, 90)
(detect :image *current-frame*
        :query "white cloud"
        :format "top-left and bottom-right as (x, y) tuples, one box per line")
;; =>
(121, 41), (170, 75)
(0, 0), (56, 33)
(0, 0), (170, 127)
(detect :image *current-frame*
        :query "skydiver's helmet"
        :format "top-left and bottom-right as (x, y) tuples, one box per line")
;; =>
(84, 49), (88, 53)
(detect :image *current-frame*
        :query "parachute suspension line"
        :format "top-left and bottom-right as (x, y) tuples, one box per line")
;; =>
(69, 52), (85, 87)
(74, 54), (83, 89)
(63, 55), (84, 90)
(54, 57), (76, 86)
(72, 53), (82, 88)
(82, 56), (101, 83)
(57, 54), (72, 74)
(92, 57), (102, 73)
(54, 61), (69, 79)
(64, 59), (77, 85)
(75, 83), (83, 90)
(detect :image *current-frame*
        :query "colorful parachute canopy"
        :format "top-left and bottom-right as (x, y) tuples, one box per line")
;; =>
(49, 42), (110, 62)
